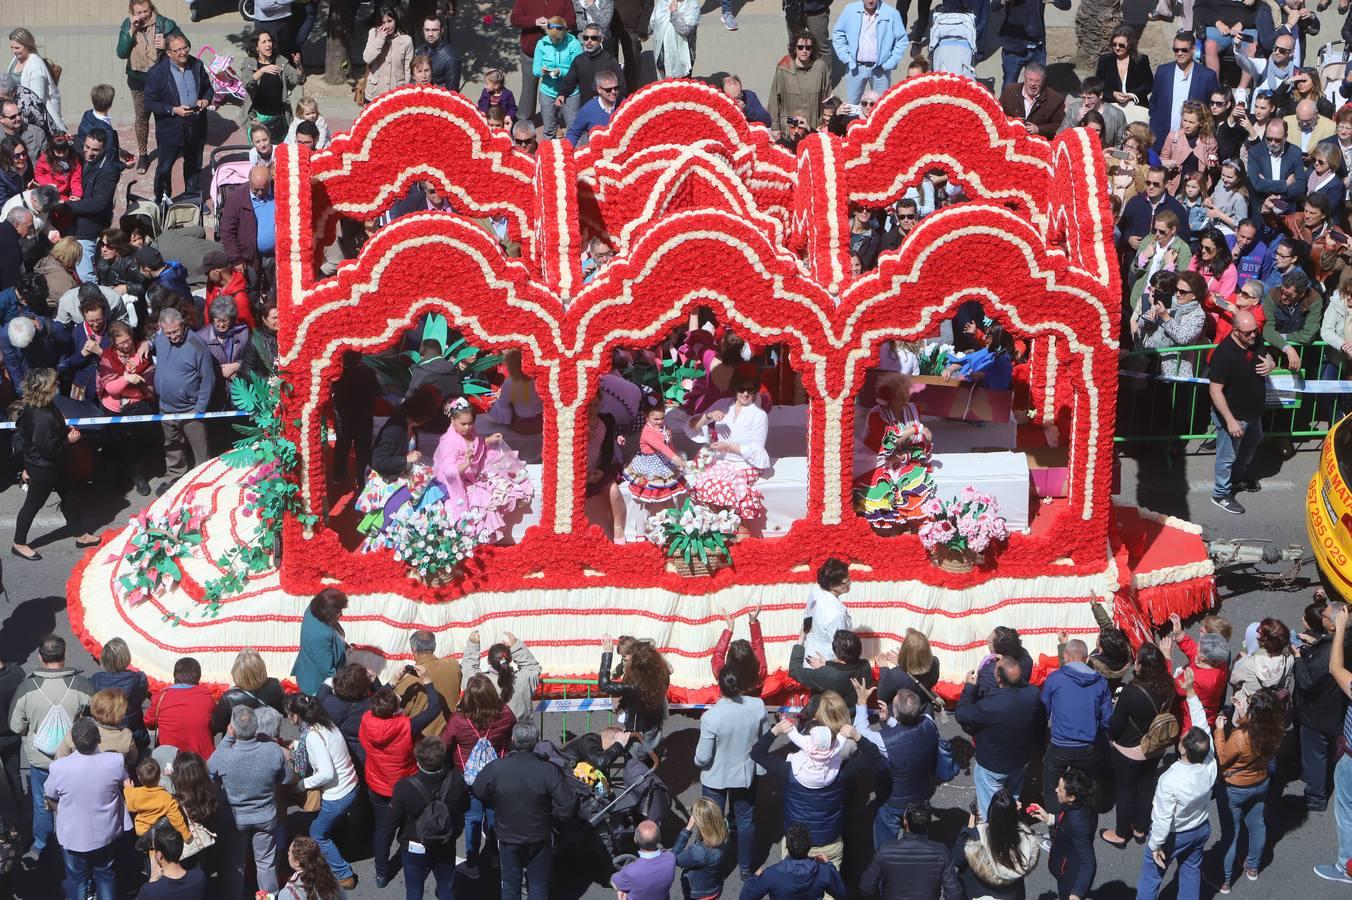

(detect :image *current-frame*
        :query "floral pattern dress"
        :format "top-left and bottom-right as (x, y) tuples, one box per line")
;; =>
(432, 428), (534, 543)
(690, 399), (769, 520)
(355, 432), (442, 552)
(853, 402), (935, 528)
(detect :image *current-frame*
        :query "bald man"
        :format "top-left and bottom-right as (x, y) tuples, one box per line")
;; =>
(219, 165), (276, 281)
(610, 819), (676, 898)
(1209, 309), (1276, 514)
(1285, 98), (1335, 153)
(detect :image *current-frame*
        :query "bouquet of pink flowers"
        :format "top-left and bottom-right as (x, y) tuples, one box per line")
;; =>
(918, 486), (1009, 556)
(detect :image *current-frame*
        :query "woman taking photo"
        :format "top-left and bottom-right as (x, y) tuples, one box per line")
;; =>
(292, 587), (348, 696)
(288, 694), (360, 890)
(11, 368), (98, 561)
(7, 28), (64, 133)
(1210, 89), (1246, 162)
(1095, 27), (1152, 109)
(1101, 642), (1175, 847)
(442, 673), (516, 874)
(1213, 687), (1286, 891)
(769, 31), (830, 134)
(674, 796), (727, 900)
(239, 29), (303, 144)
(1203, 159), (1249, 236)
(599, 634), (671, 752)
(1106, 124), (1154, 205)
(953, 789), (1040, 900)
(462, 629), (542, 725)
(361, 4), (412, 105)
(117, 0), (183, 174)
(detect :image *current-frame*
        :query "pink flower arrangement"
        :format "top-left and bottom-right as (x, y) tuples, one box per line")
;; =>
(918, 488), (1009, 557)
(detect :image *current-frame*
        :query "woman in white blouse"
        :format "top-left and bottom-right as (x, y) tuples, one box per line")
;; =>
(287, 695), (360, 890)
(8, 28), (63, 133)
(689, 375), (770, 524)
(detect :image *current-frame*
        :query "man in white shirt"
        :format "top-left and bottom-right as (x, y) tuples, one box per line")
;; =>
(1235, 32), (1297, 108)
(803, 557), (853, 662)
(1136, 671), (1214, 900)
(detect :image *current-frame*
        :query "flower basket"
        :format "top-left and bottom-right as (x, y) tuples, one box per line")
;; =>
(918, 487), (1009, 570)
(928, 546), (984, 573)
(646, 498), (740, 576)
(667, 554), (729, 577)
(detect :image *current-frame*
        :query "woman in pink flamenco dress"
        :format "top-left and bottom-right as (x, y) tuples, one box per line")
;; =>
(432, 398), (533, 542)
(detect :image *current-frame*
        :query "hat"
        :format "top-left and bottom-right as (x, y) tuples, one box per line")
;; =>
(134, 246), (164, 269)
(202, 249), (229, 271)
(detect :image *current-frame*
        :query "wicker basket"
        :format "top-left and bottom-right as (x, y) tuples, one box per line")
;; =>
(929, 546), (982, 573)
(667, 554), (729, 577)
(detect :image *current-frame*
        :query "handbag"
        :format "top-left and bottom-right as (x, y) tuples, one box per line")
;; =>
(299, 787), (322, 812)
(178, 805), (216, 859)
(352, 74), (368, 106)
(934, 736), (960, 783)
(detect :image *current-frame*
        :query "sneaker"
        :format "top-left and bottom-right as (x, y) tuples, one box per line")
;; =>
(20, 848), (41, 870)
(1308, 799), (1329, 812)
(1234, 478), (1261, 493)
(1039, 836), (1052, 852)
(1218, 882), (1231, 895)
(1314, 864), (1352, 884)
(1244, 866), (1259, 881)
(722, 12), (738, 29)
(1212, 495), (1245, 514)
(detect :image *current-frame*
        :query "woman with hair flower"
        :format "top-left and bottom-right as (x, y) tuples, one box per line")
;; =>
(432, 397), (533, 542)
(853, 371), (935, 531)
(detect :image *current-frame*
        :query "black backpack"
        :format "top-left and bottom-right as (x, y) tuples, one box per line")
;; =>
(412, 775), (457, 846)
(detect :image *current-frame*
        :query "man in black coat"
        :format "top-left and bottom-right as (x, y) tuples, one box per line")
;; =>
(471, 721), (575, 900)
(143, 33), (212, 202)
(0, 208), (30, 292)
(65, 129), (121, 284)
(861, 802), (963, 899)
(1297, 599), (1352, 812)
(413, 14), (462, 91)
(955, 656), (1042, 817)
(560, 24), (626, 108)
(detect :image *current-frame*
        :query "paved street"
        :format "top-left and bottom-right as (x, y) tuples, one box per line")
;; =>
(5, 0), (1352, 896)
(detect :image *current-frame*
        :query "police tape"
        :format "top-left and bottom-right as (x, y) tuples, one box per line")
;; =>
(533, 697), (802, 713)
(0, 410), (248, 430)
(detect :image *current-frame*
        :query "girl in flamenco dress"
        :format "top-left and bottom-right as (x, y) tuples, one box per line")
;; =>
(356, 386), (443, 552)
(432, 398), (534, 543)
(854, 372), (935, 531)
(621, 403), (689, 506)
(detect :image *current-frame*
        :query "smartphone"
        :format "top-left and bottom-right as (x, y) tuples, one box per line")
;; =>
(1332, 231), (1350, 246)
(1235, 32), (1254, 43)
(969, 800), (980, 816)
(1158, 617), (1174, 637)
(1271, 199), (1291, 215)
(1109, 148), (1134, 161)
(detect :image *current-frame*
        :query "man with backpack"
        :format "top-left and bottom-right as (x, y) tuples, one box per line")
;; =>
(6, 634), (93, 868)
(389, 736), (467, 900)
(471, 721), (576, 900)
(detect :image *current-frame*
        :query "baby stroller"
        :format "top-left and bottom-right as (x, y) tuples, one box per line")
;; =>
(206, 144), (253, 231)
(198, 46), (247, 107)
(540, 733), (686, 871)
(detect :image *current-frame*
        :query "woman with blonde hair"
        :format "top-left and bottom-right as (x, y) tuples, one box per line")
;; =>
(35, 236), (82, 303)
(674, 796), (728, 899)
(7, 27), (64, 133)
(90, 636), (151, 749)
(1159, 99), (1217, 194)
(12, 368), (97, 560)
(55, 689), (138, 770)
(211, 647), (288, 734)
(879, 628), (943, 717)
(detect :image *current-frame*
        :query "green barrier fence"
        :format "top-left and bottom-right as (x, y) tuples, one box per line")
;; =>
(1115, 339), (1347, 443)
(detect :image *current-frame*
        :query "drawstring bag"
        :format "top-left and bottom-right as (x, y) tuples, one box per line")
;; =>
(32, 680), (74, 757)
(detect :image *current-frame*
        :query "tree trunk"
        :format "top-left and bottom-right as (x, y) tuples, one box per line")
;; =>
(323, 0), (355, 86)
(1075, 0), (1123, 68)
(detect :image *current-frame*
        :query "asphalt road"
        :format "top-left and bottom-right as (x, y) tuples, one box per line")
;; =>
(0, 437), (1333, 899)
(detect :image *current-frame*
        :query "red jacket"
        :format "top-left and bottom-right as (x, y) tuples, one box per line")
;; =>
(147, 684), (216, 760)
(34, 154), (81, 201)
(711, 619), (767, 695)
(359, 712), (418, 796)
(1174, 633), (1229, 732)
(509, 0), (576, 56)
(441, 706), (516, 771)
(205, 270), (254, 329)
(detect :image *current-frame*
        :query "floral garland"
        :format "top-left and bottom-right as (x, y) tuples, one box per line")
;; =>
(113, 506), (203, 610)
(918, 488), (1010, 556)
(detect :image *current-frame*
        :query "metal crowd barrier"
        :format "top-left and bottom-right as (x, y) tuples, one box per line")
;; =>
(1115, 340), (1348, 443)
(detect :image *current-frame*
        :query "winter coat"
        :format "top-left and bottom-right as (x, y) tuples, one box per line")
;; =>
(8, 667), (95, 769)
(208, 677), (287, 735)
(359, 685), (441, 796)
(470, 749), (576, 843)
(787, 643), (873, 716)
(750, 728), (881, 847)
(1230, 650), (1294, 704)
(878, 716), (939, 810)
(116, 14), (184, 91)
(147, 683), (216, 760)
(15, 402), (68, 471)
(1047, 803), (1096, 897)
(956, 679), (1042, 774)
(362, 29), (413, 101)
(1041, 661), (1114, 748)
(442, 706), (516, 772)
(768, 55), (830, 133)
(316, 683), (369, 766)
(741, 856), (845, 899)
(90, 668), (150, 747)
(195, 322), (250, 369)
(954, 823), (1040, 900)
(414, 37), (462, 91)
(291, 607), (347, 696)
(533, 34), (584, 99)
(1296, 632), (1351, 735)
(860, 831), (964, 900)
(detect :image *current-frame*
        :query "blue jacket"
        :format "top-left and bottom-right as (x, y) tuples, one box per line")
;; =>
(152, 330), (216, 414)
(955, 679), (1041, 774)
(741, 89), (772, 127)
(76, 109), (121, 163)
(1117, 192), (1190, 254)
(673, 829), (724, 899)
(751, 728), (881, 846)
(831, 1), (910, 73)
(879, 716), (938, 809)
(739, 857), (845, 900)
(1047, 803), (1097, 898)
(143, 55), (213, 147)
(566, 97), (616, 147)
(57, 321), (111, 398)
(1040, 662), (1113, 749)
(65, 143), (122, 241)
(151, 260), (193, 302)
(0, 287), (21, 325)
(0, 312), (61, 391)
(1246, 140), (1307, 217)
(1148, 63), (1220, 153)
(291, 607), (348, 697)
(997, 0), (1070, 48)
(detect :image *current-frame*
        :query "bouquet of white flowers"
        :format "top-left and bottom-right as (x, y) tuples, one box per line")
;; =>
(645, 498), (740, 571)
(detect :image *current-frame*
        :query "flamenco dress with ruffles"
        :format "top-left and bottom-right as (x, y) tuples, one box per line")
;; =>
(853, 402), (935, 527)
(689, 399), (769, 520)
(432, 427), (534, 543)
(621, 423), (687, 503)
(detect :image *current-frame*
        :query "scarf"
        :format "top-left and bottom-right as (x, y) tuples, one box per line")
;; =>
(651, 0), (695, 77)
(290, 723), (312, 776)
(96, 341), (154, 408)
(129, 24), (160, 75)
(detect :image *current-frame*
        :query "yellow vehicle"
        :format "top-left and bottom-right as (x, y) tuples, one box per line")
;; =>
(1309, 416), (1352, 597)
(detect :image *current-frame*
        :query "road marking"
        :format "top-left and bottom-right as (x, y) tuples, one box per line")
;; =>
(1188, 480), (1298, 493)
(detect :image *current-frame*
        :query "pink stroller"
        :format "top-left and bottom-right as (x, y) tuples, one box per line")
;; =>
(197, 46), (247, 106)
(206, 145), (253, 229)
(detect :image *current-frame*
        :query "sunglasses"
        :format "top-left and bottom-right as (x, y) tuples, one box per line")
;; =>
(1273, 45), (1293, 54)
(1172, 45), (1192, 54)
(1209, 99), (1227, 106)
(545, 23), (566, 29)
(861, 99), (876, 107)
(898, 212), (918, 219)
(796, 43), (813, 49)
(1236, 327), (1259, 336)
(598, 84), (618, 92)
(1266, 137), (1285, 144)
(1145, 179), (1164, 187)
(1154, 227), (1171, 236)
(513, 136), (535, 147)
(1176, 286), (1195, 296)
(581, 34), (601, 41)
(1111, 41), (1129, 49)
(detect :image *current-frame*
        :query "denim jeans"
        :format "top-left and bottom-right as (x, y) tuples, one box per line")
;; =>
(464, 793), (496, 866)
(371, 791), (395, 880)
(310, 788), (356, 880)
(499, 838), (552, 900)
(1135, 821), (1209, 900)
(1303, 725), (1337, 806)
(403, 845), (456, 900)
(841, 65), (892, 104)
(973, 762), (1025, 818)
(702, 783), (756, 873)
(1212, 410), (1263, 499)
(28, 765), (53, 854)
(1335, 753), (1352, 870)
(1216, 778), (1268, 877)
(63, 843), (116, 900)
(1000, 42), (1046, 92)
(873, 803), (903, 849)
(75, 240), (97, 285)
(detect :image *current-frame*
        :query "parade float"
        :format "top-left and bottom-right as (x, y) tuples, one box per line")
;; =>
(69, 75), (1215, 703)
